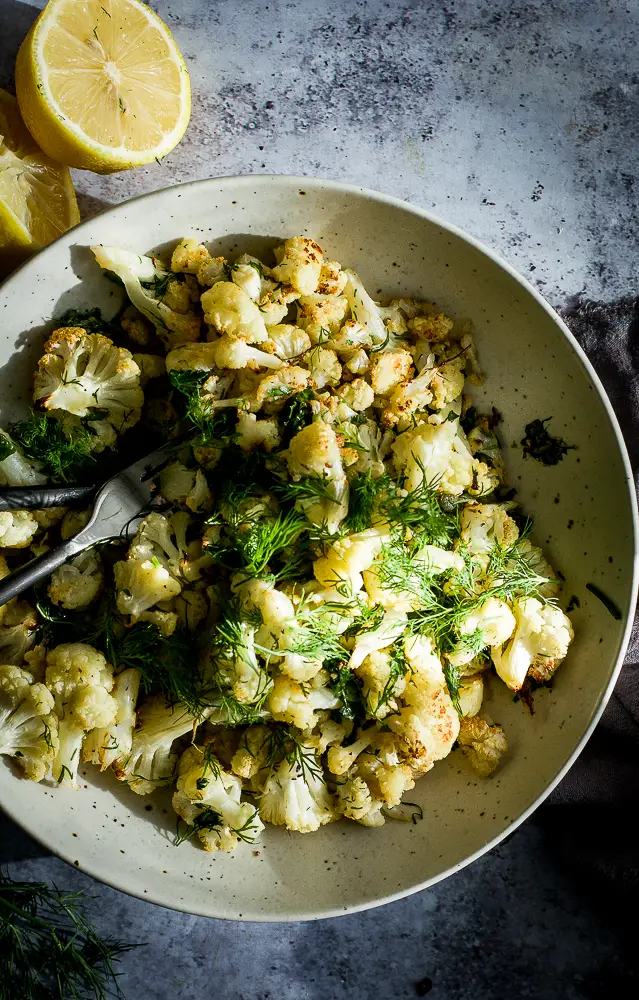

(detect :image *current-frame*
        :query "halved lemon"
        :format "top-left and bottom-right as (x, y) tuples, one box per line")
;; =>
(0, 88), (79, 271)
(15, 0), (191, 174)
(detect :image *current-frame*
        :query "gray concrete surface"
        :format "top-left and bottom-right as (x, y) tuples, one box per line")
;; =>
(1, 0), (638, 997)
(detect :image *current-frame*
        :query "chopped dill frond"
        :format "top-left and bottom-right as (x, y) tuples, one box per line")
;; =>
(264, 725), (324, 783)
(206, 505), (307, 578)
(345, 472), (391, 532)
(169, 369), (236, 444)
(10, 413), (97, 483)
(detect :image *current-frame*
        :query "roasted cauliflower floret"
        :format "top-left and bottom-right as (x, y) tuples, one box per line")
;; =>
(82, 667), (140, 771)
(255, 365), (310, 405)
(91, 246), (201, 347)
(209, 335), (284, 372)
(0, 429), (46, 487)
(297, 294), (349, 343)
(231, 724), (271, 779)
(33, 328), (143, 432)
(0, 510), (38, 548)
(267, 324), (312, 360)
(259, 749), (337, 833)
(457, 715), (508, 776)
(317, 259), (348, 295)
(303, 347), (342, 389)
(287, 421), (343, 481)
(132, 353), (165, 386)
(48, 550), (103, 610)
(407, 312), (454, 342)
(369, 349), (414, 396)
(158, 462), (213, 513)
(235, 412), (281, 452)
(392, 419), (489, 496)
(336, 378), (374, 412)
(0, 599), (38, 666)
(356, 648), (406, 719)
(314, 526), (389, 595)
(113, 696), (198, 794)
(271, 236), (323, 295)
(172, 744), (264, 852)
(267, 672), (338, 730)
(45, 643), (117, 787)
(0, 664), (59, 781)
(114, 558), (182, 618)
(201, 281), (268, 344)
(336, 775), (386, 827)
(115, 512), (209, 618)
(491, 598), (574, 690)
(171, 236), (212, 274)
(343, 269), (388, 345)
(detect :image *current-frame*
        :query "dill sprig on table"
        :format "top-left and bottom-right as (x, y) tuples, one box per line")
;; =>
(0, 871), (138, 1000)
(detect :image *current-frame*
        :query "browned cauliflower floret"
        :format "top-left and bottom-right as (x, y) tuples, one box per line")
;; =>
(271, 236), (323, 294)
(336, 378), (374, 412)
(235, 412), (281, 452)
(317, 259), (348, 295)
(201, 281), (268, 344)
(528, 654), (560, 685)
(457, 715), (508, 777)
(33, 328), (144, 431)
(369, 349), (414, 396)
(407, 313), (454, 342)
(268, 324), (311, 360)
(256, 365), (310, 405)
(303, 346), (342, 389)
(171, 237), (212, 274)
(297, 293), (349, 344)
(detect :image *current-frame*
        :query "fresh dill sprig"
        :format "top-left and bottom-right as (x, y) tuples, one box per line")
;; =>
(194, 746), (222, 789)
(279, 387), (314, 443)
(373, 644), (411, 717)
(206, 505), (307, 577)
(0, 871), (138, 1000)
(175, 804), (262, 847)
(276, 604), (347, 662)
(325, 657), (366, 720)
(406, 534), (556, 654)
(174, 806), (222, 847)
(443, 662), (462, 714)
(117, 622), (211, 716)
(9, 413), (97, 483)
(345, 472), (391, 532)
(264, 725), (323, 783)
(380, 464), (459, 548)
(56, 306), (124, 341)
(272, 474), (336, 506)
(37, 597), (211, 717)
(169, 369), (236, 444)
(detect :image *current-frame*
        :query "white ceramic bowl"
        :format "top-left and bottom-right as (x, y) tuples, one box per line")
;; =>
(0, 176), (636, 921)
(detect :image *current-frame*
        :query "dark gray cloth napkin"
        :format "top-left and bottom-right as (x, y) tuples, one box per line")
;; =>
(539, 297), (639, 902)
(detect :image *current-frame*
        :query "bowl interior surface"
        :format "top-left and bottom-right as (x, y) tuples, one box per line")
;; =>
(0, 176), (635, 920)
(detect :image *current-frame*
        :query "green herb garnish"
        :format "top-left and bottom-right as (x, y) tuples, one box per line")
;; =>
(521, 418), (574, 466)
(9, 413), (96, 483)
(0, 870), (138, 999)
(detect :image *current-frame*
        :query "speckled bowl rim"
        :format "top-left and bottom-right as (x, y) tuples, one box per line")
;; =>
(1, 174), (637, 922)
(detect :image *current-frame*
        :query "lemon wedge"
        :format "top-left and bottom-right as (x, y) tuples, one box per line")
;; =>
(0, 88), (79, 271)
(15, 0), (191, 174)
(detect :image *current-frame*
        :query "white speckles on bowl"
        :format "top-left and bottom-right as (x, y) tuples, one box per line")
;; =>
(0, 176), (636, 921)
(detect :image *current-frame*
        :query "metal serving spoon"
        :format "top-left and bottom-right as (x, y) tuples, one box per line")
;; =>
(0, 442), (176, 608)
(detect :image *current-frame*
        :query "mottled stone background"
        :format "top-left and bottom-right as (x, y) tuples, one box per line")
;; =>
(1, 0), (638, 997)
